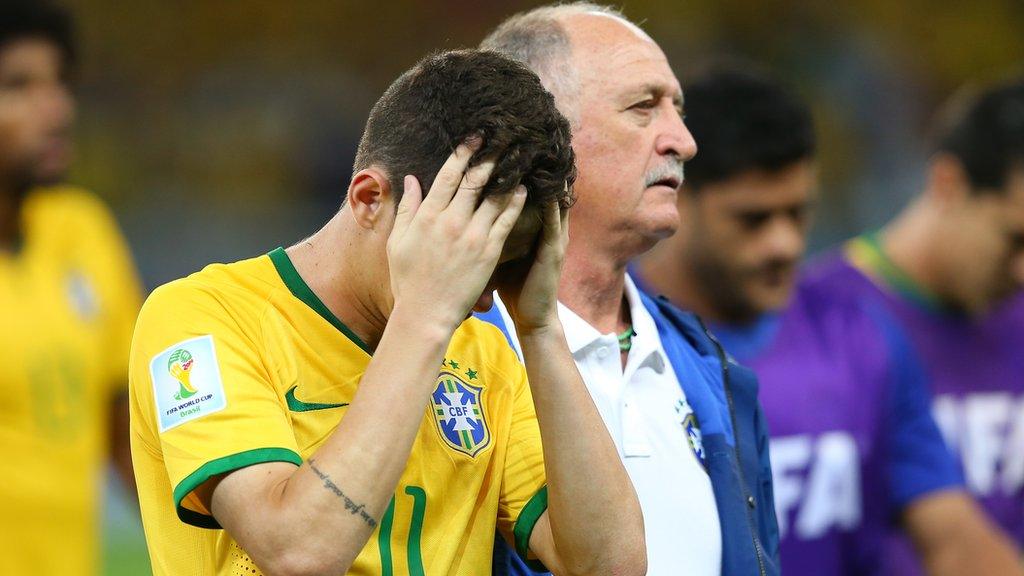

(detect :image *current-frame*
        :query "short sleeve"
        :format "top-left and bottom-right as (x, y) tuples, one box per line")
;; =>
(873, 304), (964, 512)
(129, 281), (301, 529)
(495, 360), (548, 572)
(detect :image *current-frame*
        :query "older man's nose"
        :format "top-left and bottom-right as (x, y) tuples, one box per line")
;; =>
(655, 101), (697, 162)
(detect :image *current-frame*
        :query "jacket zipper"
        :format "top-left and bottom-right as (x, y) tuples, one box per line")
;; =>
(699, 319), (768, 576)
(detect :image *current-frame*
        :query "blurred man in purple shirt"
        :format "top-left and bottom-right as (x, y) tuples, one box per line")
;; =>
(637, 62), (1024, 575)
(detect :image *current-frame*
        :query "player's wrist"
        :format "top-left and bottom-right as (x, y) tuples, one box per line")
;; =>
(516, 318), (565, 347)
(388, 300), (462, 343)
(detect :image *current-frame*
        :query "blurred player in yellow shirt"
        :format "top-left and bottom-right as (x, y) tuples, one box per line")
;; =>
(130, 49), (645, 575)
(0, 2), (143, 574)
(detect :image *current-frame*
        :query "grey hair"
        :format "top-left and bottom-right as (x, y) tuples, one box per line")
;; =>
(480, 2), (633, 125)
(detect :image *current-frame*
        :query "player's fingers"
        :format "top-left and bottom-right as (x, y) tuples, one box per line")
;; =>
(421, 135), (482, 212)
(559, 204), (570, 249)
(469, 175), (522, 229)
(542, 200), (560, 238)
(535, 200), (563, 258)
(449, 156), (498, 216)
(487, 186), (527, 247)
(469, 190), (512, 233)
(393, 175), (423, 232)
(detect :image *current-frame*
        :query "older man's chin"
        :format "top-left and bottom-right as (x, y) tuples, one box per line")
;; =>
(644, 207), (682, 242)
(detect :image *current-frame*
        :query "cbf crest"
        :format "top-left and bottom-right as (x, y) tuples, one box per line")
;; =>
(676, 398), (706, 468)
(431, 367), (490, 457)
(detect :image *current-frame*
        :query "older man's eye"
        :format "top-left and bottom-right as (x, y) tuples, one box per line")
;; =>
(629, 99), (657, 111)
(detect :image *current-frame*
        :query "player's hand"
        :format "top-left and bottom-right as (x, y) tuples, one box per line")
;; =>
(387, 136), (527, 332)
(497, 199), (568, 335)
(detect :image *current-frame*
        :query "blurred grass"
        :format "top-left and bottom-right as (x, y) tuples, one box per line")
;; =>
(102, 476), (151, 576)
(102, 529), (150, 576)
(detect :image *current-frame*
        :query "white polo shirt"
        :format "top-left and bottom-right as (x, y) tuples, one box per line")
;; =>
(493, 276), (722, 576)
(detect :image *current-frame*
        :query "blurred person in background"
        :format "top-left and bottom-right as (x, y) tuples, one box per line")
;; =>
(638, 62), (1024, 576)
(129, 49), (644, 576)
(479, 5), (780, 576)
(0, 1), (142, 575)
(858, 77), (1024, 576)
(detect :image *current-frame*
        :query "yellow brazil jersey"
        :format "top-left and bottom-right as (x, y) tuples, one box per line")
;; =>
(0, 187), (143, 575)
(129, 247), (548, 576)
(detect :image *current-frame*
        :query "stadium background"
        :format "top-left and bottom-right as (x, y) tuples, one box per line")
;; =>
(56, 1), (1024, 574)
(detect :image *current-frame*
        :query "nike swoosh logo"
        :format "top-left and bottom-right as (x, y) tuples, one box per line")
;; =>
(285, 385), (349, 412)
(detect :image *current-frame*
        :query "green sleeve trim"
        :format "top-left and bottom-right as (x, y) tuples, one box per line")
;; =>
(172, 447), (303, 529)
(513, 485), (549, 572)
(267, 247), (373, 355)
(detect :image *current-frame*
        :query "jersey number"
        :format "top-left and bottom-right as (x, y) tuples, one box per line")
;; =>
(378, 485), (426, 576)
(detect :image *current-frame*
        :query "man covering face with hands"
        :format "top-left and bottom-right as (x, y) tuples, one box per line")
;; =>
(129, 49), (644, 576)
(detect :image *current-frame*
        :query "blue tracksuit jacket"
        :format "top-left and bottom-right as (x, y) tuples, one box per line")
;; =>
(478, 292), (781, 576)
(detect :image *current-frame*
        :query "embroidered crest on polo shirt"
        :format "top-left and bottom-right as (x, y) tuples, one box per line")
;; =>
(676, 398), (706, 467)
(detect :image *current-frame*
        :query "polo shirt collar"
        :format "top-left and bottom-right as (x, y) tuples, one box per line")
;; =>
(556, 275), (668, 375)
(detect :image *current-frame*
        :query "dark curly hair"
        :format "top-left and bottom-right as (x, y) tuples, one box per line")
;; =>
(0, 1), (76, 75)
(353, 49), (576, 208)
(933, 76), (1024, 194)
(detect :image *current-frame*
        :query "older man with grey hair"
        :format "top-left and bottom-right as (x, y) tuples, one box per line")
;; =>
(476, 4), (781, 576)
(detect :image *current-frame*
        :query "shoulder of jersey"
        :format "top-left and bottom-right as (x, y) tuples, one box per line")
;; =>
(784, 249), (890, 336)
(32, 184), (101, 204)
(797, 249), (876, 306)
(26, 185), (114, 226)
(455, 316), (522, 366)
(457, 316), (509, 345)
(141, 254), (281, 316)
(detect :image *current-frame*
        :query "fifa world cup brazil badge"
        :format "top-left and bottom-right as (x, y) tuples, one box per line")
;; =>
(676, 398), (706, 467)
(150, 335), (227, 432)
(431, 365), (491, 458)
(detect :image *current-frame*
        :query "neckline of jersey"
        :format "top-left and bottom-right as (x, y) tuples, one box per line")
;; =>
(847, 231), (947, 315)
(267, 246), (373, 355)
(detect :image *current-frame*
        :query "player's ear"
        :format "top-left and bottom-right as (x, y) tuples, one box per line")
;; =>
(927, 153), (972, 207)
(346, 168), (393, 230)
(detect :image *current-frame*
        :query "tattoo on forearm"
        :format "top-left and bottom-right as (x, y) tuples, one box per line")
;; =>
(307, 458), (378, 528)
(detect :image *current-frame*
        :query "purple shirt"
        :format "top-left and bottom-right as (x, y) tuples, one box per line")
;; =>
(705, 242), (964, 576)
(835, 234), (1024, 575)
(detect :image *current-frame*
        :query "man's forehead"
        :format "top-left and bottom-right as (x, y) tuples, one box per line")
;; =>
(710, 165), (819, 208)
(562, 12), (678, 93)
(573, 11), (653, 43)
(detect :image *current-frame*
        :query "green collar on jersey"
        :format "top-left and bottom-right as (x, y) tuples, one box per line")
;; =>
(268, 247), (373, 355)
